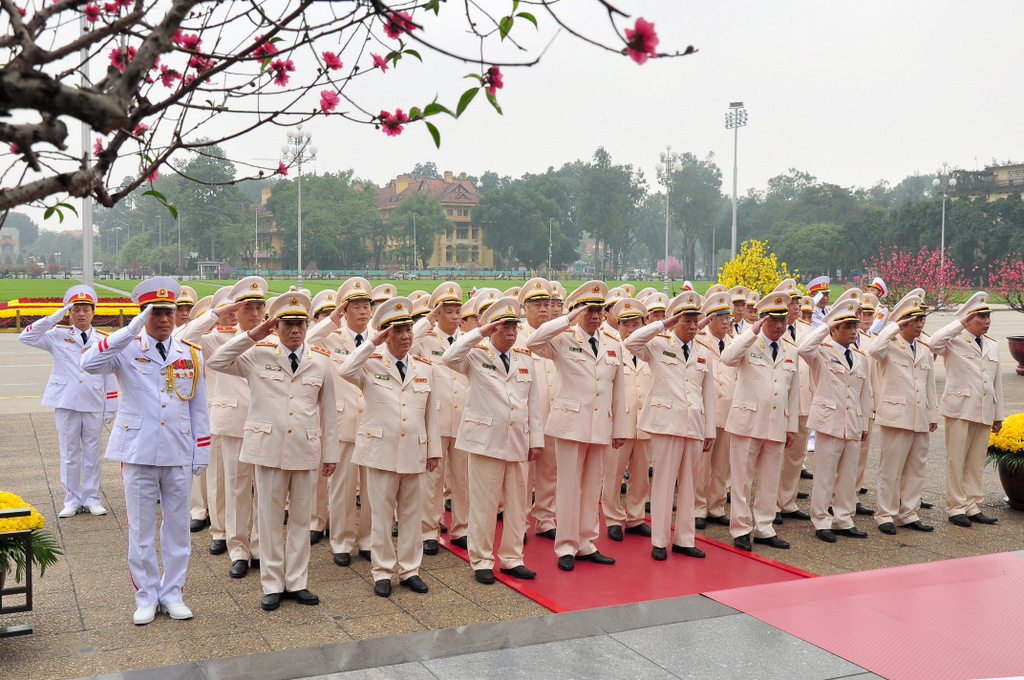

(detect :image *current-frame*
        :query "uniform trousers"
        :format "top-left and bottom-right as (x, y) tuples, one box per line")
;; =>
(54, 408), (103, 508)
(530, 434), (558, 533)
(207, 436), (227, 541)
(855, 422), (874, 491)
(222, 436), (260, 562)
(876, 426), (928, 526)
(553, 437), (606, 558)
(366, 467), (424, 582)
(320, 442), (360, 554)
(121, 462), (191, 608)
(697, 427), (731, 519)
(467, 454), (529, 571)
(422, 436), (469, 540)
(944, 416), (990, 517)
(601, 438), (650, 528)
(810, 433), (859, 530)
(189, 469), (208, 521)
(728, 435), (784, 539)
(650, 434), (700, 549)
(777, 416), (811, 514)
(254, 466), (317, 594)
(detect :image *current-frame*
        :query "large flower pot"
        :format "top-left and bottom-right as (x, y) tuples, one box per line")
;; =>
(1008, 336), (1024, 376)
(998, 463), (1024, 511)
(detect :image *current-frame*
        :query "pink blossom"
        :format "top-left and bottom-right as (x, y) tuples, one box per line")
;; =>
(322, 51), (343, 71)
(93, 138), (104, 155)
(108, 45), (137, 73)
(9, 143), (17, 154)
(624, 17), (659, 65)
(83, 3), (100, 23)
(179, 33), (201, 51)
(253, 35), (278, 59)
(145, 167), (158, 182)
(383, 11), (415, 39)
(187, 54), (214, 73)
(16, 6), (25, 15)
(320, 90), (340, 115)
(172, 29), (185, 45)
(159, 64), (181, 87)
(104, 2), (118, 14)
(133, 123), (149, 136)
(484, 65), (503, 96)
(269, 58), (295, 86)
(380, 109), (409, 137)
(371, 53), (388, 72)
(278, 162), (288, 176)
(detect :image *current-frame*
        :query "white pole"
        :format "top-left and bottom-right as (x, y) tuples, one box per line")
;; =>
(297, 155), (303, 287)
(80, 15), (94, 286)
(731, 123), (739, 259)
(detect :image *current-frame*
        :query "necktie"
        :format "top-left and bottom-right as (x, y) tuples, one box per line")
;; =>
(589, 337), (599, 357)
(770, 341), (778, 361)
(718, 339), (725, 353)
(396, 360), (406, 381)
(354, 333), (363, 347)
(734, 322), (741, 334)
(448, 335), (455, 345)
(156, 341), (166, 360)
(976, 336), (983, 352)
(289, 352), (299, 372)
(682, 344), (690, 361)
(632, 354), (638, 367)
(845, 348), (853, 368)
(911, 342), (917, 357)
(788, 325), (796, 341)
(81, 331), (88, 344)
(500, 353), (510, 373)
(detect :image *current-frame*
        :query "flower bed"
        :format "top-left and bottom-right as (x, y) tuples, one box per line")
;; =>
(0, 491), (62, 583)
(0, 296), (140, 328)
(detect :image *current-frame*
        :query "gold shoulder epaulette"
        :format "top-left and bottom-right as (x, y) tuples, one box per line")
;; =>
(782, 337), (797, 347)
(369, 352), (382, 359)
(658, 332), (672, 338)
(256, 340), (276, 347)
(475, 343), (488, 350)
(311, 345), (330, 356)
(602, 330), (618, 340)
(562, 326), (575, 333)
(820, 342), (831, 347)
(984, 334), (994, 340)
(217, 326), (235, 332)
(797, 319), (812, 326)
(56, 324), (71, 329)
(412, 354), (432, 365)
(694, 338), (714, 352)
(851, 345), (866, 355)
(94, 329), (108, 336)
(513, 346), (531, 355)
(426, 330), (436, 336)
(181, 339), (202, 351)
(918, 339), (930, 348)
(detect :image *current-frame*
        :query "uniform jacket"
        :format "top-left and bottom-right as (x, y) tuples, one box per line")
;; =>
(798, 324), (872, 440)
(929, 319), (1004, 425)
(792, 320), (813, 416)
(80, 329), (209, 467)
(527, 317), (627, 444)
(721, 328), (800, 442)
(697, 329), (737, 430)
(339, 340), (442, 473)
(207, 334), (339, 470)
(308, 323), (366, 443)
(413, 318), (470, 439)
(855, 328), (881, 412)
(625, 323), (716, 441)
(21, 320), (118, 413)
(516, 323), (559, 424)
(866, 322), (938, 433)
(184, 316), (251, 439)
(441, 328), (544, 460)
(618, 338), (653, 440)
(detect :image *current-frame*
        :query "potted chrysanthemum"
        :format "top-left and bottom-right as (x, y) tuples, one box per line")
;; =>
(0, 492), (63, 587)
(987, 413), (1024, 510)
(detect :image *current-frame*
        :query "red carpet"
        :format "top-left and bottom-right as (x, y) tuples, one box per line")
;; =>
(438, 511), (813, 613)
(707, 552), (1024, 680)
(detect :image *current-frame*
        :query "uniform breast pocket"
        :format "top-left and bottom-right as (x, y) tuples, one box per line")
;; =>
(552, 398), (580, 414)
(810, 398), (837, 422)
(368, 377), (393, 402)
(658, 355), (679, 366)
(301, 375), (324, 400)
(461, 411), (493, 445)
(731, 400), (758, 428)
(879, 394), (906, 421)
(259, 371), (284, 382)
(516, 371), (532, 383)
(359, 425), (383, 440)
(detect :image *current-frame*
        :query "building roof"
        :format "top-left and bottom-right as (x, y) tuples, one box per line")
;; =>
(375, 172), (482, 210)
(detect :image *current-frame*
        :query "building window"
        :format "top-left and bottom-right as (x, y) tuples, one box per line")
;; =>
(447, 209), (454, 216)
(457, 228), (468, 240)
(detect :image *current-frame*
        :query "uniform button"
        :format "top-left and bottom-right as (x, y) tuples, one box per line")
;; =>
(596, 378), (600, 382)
(221, 401), (226, 405)
(402, 417), (406, 421)
(289, 411), (293, 416)
(594, 407), (598, 411)
(291, 378), (296, 383)
(287, 429), (292, 433)
(401, 432), (406, 437)
(402, 402), (406, 406)
(80, 380), (83, 383)
(358, 409), (363, 414)
(161, 388), (165, 393)
(289, 395), (294, 399)
(161, 404), (166, 408)
(255, 425), (260, 430)
(161, 420), (166, 425)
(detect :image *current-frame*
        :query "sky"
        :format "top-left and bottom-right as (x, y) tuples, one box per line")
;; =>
(26, 1), (1024, 232)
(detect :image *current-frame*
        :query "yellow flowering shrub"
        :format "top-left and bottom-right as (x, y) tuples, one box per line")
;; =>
(1, 490), (61, 582)
(718, 239), (798, 295)
(989, 413), (1024, 461)
(0, 491), (45, 533)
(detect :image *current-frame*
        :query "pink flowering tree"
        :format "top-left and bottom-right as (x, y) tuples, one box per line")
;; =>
(0, 3), (695, 218)
(656, 255), (685, 276)
(858, 245), (972, 310)
(989, 256), (1024, 314)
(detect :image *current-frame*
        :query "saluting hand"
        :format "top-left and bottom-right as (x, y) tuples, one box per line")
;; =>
(897, 316), (916, 330)
(247, 316), (279, 342)
(697, 315), (712, 330)
(329, 300), (348, 325)
(478, 319), (504, 338)
(216, 300), (247, 318)
(751, 317), (765, 335)
(567, 305), (585, 323)
(371, 326), (392, 346)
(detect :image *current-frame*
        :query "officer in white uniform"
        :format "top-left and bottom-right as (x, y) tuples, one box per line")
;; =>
(21, 285), (118, 517)
(81, 278), (210, 625)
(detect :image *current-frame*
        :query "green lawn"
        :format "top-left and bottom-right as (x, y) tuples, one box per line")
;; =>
(0, 278), (84, 299)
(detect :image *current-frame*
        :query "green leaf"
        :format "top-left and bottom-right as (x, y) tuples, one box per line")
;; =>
(423, 102), (454, 118)
(456, 87), (479, 117)
(404, 49), (422, 62)
(516, 11), (537, 28)
(486, 91), (503, 115)
(408, 106), (422, 120)
(425, 121), (441, 149)
(499, 15), (513, 40)
(425, 0), (440, 14)
(463, 73), (484, 84)
(143, 189), (168, 203)
(512, 0), (519, 11)
(56, 202), (78, 217)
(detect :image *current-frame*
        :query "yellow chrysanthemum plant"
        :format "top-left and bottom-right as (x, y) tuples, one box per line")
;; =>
(0, 491), (63, 583)
(988, 413), (1024, 474)
(717, 239), (799, 295)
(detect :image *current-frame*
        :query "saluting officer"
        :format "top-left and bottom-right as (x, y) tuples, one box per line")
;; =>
(774, 279), (813, 524)
(808, 276), (831, 328)
(206, 292), (339, 611)
(80, 278), (210, 625)
(21, 285), (118, 518)
(443, 297), (543, 584)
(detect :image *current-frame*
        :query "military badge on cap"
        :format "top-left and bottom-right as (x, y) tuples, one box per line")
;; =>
(371, 283), (396, 303)
(612, 298), (647, 321)
(833, 287), (863, 307)
(269, 292), (310, 320)
(372, 296), (415, 329)
(754, 292), (791, 317)
(228, 276), (268, 303)
(565, 280), (608, 309)
(337, 277), (373, 303)
(482, 296), (521, 325)
(892, 295), (926, 321)
(132, 277), (180, 309)
(667, 291), (702, 316)
(644, 292), (669, 313)
(428, 281), (463, 308)
(728, 285), (749, 303)
(821, 300), (860, 325)
(63, 284), (98, 307)
(519, 277), (552, 304)
(957, 291), (991, 319)
(311, 289), (337, 316)
(807, 276), (831, 295)
(700, 292), (732, 316)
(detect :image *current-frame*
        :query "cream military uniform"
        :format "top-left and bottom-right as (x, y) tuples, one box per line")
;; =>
(174, 291), (212, 528)
(206, 293), (339, 597)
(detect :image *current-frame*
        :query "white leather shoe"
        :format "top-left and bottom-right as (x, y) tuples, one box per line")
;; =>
(133, 606), (157, 625)
(162, 601), (193, 620)
(88, 504), (107, 516)
(58, 506), (78, 518)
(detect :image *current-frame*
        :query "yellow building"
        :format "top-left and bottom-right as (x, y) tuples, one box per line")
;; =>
(952, 163), (1024, 200)
(376, 171), (493, 268)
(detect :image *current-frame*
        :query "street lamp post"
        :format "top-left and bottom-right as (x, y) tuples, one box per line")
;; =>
(933, 162), (958, 271)
(254, 207), (259, 273)
(548, 218), (554, 273)
(724, 102), (748, 259)
(656, 145), (682, 295)
(55, 252), (61, 274)
(412, 212), (418, 271)
(281, 124), (317, 287)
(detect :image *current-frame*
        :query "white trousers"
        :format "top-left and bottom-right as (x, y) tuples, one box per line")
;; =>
(222, 436), (259, 561)
(729, 435), (784, 539)
(366, 468), (424, 582)
(422, 436), (469, 540)
(322, 442), (360, 554)
(553, 438), (607, 558)
(651, 434), (700, 549)
(697, 427), (732, 519)
(811, 433), (860, 530)
(944, 417), (990, 517)
(601, 438), (650, 527)
(207, 436), (227, 540)
(777, 416), (810, 514)
(254, 466), (317, 594)
(876, 426), (929, 526)
(189, 468), (208, 520)
(121, 463), (192, 608)
(468, 454), (529, 571)
(529, 435), (559, 533)
(54, 408), (103, 508)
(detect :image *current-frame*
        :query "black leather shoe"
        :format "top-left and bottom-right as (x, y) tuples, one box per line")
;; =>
(359, 549), (372, 561)
(672, 545), (706, 558)
(651, 546), (667, 561)
(782, 510), (811, 521)
(423, 539), (439, 555)
(834, 527), (868, 538)
(949, 514), (971, 527)
(392, 521), (398, 537)
(190, 516), (210, 533)
(625, 523), (652, 537)
(444, 498), (452, 512)
(499, 565), (536, 579)
(355, 494), (360, 508)
(695, 517), (707, 530)
(754, 535), (790, 549)
(450, 536), (468, 550)
(229, 559), (248, 578)
(474, 569), (495, 584)
(373, 579), (391, 597)
(707, 514), (730, 527)
(536, 528), (557, 540)
(576, 550), (615, 565)
(250, 558), (260, 569)
(920, 500), (933, 509)
(773, 513), (783, 526)
(968, 512), (998, 524)
(283, 510), (288, 525)
(878, 522), (897, 535)
(496, 512), (503, 521)
(645, 501), (651, 513)
(310, 530), (324, 545)
(856, 503), (875, 516)
(607, 525), (624, 541)
(399, 575), (429, 593)
(261, 593), (282, 611)
(733, 534), (752, 551)
(333, 552), (351, 567)
(285, 589), (319, 605)
(209, 539), (227, 555)
(726, 491), (731, 504)
(557, 555), (575, 571)
(440, 523), (448, 534)
(621, 481), (627, 494)
(800, 469), (814, 480)
(797, 491), (810, 499)
(816, 529), (836, 543)
(859, 486), (868, 495)
(901, 520), (934, 532)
